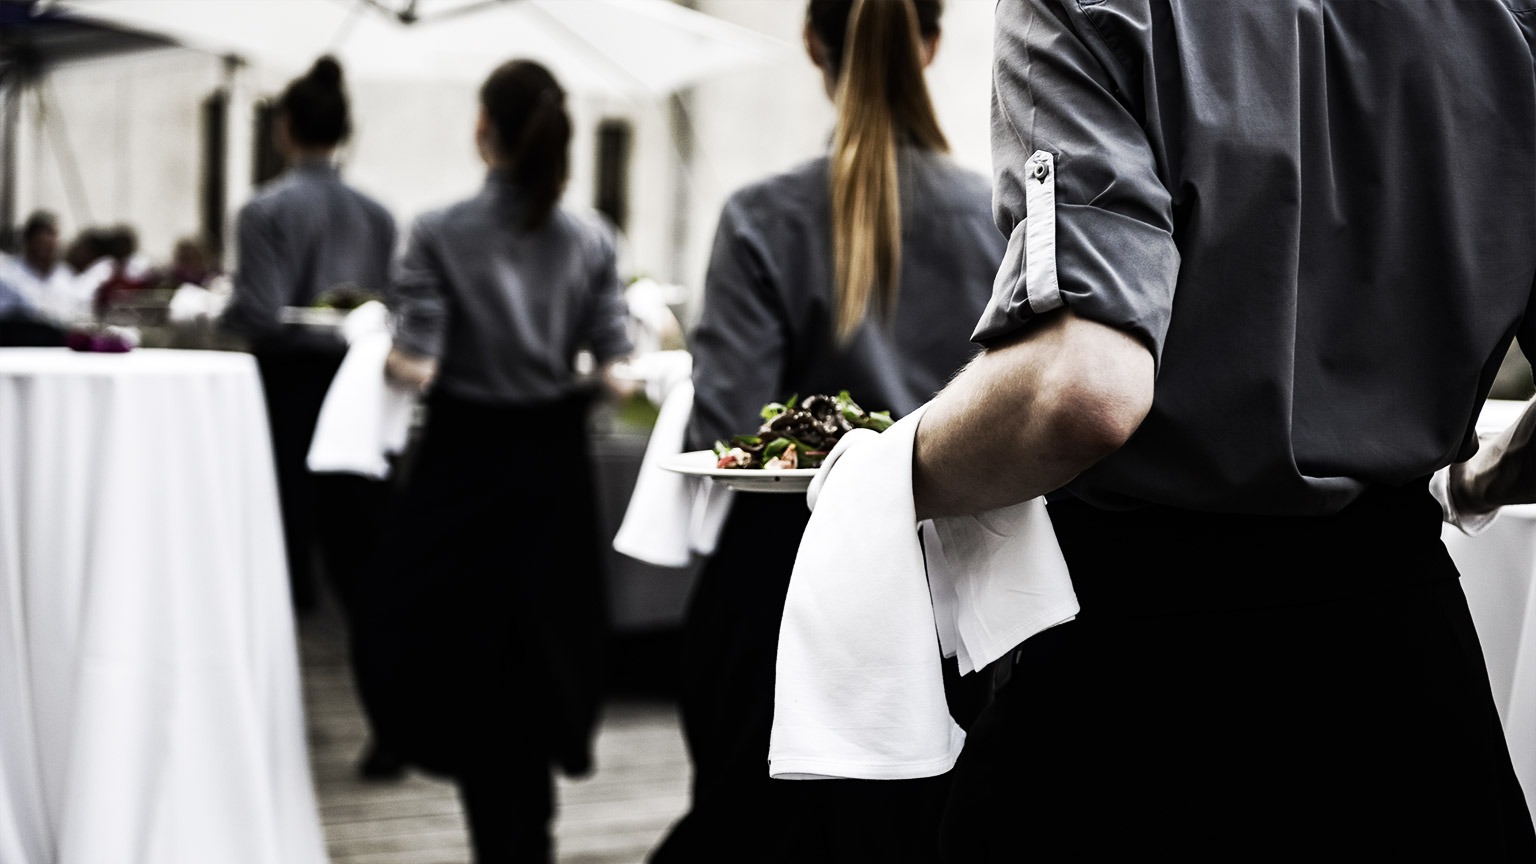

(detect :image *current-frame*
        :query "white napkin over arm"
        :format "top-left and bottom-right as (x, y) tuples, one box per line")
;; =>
(769, 405), (1078, 780)
(612, 352), (734, 567)
(306, 302), (415, 479)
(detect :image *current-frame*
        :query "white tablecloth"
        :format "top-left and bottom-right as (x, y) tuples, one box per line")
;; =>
(0, 349), (326, 864)
(1442, 397), (1536, 820)
(1446, 507), (1536, 820)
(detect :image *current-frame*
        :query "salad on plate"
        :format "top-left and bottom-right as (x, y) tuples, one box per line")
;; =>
(713, 391), (893, 471)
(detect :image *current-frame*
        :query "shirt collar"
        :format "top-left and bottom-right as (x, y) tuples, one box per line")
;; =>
(291, 157), (341, 179)
(483, 170), (530, 215)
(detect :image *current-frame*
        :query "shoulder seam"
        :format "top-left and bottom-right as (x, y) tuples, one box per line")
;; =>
(1072, 0), (1137, 80)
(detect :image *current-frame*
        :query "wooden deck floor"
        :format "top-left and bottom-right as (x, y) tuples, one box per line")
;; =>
(299, 610), (691, 864)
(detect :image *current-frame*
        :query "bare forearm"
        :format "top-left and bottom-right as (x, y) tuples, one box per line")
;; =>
(913, 309), (1154, 519)
(1452, 397), (1536, 514)
(386, 345), (439, 393)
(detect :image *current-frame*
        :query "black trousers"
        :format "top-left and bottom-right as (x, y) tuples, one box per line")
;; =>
(653, 495), (989, 864)
(254, 348), (385, 614)
(941, 481), (1536, 860)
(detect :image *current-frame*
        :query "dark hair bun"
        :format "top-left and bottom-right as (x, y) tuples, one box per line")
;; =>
(280, 55), (351, 148)
(480, 60), (572, 230)
(308, 56), (344, 90)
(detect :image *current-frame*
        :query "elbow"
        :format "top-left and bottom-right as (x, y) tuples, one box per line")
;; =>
(1033, 348), (1154, 471)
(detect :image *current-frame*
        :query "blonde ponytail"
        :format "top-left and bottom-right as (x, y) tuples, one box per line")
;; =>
(825, 0), (948, 344)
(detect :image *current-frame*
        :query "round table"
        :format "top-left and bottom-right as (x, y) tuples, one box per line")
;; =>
(1441, 398), (1536, 822)
(0, 349), (326, 864)
(1445, 510), (1536, 823)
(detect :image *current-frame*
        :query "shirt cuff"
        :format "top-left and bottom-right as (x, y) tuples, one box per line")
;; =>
(388, 312), (445, 360)
(592, 332), (635, 365)
(1429, 466), (1499, 536)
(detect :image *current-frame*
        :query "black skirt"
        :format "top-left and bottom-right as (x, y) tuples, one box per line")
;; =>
(352, 391), (607, 779)
(941, 479), (1536, 860)
(653, 494), (988, 864)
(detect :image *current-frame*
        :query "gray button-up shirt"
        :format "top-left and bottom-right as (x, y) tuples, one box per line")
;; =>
(979, 0), (1536, 514)
(224, 160), (396, 345)
(688, 148), (1003, 448)
(389, 175), (633, 405)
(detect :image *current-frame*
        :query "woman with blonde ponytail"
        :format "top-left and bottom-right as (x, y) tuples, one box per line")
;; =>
(653, 2), (1004, 860)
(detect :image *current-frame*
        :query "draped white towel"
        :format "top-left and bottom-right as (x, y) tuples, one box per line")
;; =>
(167, 282), (230, 324)
(612, 353), (733, 567)
(305, 301), (415, 479)
(769, 404), (1079, 780)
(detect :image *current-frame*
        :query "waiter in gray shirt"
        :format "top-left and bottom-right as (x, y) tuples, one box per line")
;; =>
(385, 181), (631, 403)
(222, 57), (396, 618)
(909, 1), (1536, 857)
(357, 60), (631, 863)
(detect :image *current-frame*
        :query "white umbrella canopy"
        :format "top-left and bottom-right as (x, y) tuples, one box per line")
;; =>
(47, 0), (794, 98)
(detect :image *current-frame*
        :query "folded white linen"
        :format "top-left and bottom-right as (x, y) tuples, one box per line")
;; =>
(167, 282), (229, 323)
(1430, 465), (1500, 536)
(1428, 399), (1532, 537)
(923, 500), (1077, 675)
(769, 404), (1078, 780)
(612, 354), (733, 566)
(305, 302), (414, 479)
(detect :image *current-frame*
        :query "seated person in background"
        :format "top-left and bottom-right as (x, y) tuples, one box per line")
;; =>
(0, 280), (24, 319)
(0, 211), (82, 323)
(166, 237), (222, 289)
(87, 226), (156, 316)
(64, 229), (107, 275)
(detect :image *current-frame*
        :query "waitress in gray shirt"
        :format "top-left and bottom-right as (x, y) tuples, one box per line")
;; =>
(653, 2), (1002, 861)
(355, 60), (631, 864)
(222, 57), (396, 616)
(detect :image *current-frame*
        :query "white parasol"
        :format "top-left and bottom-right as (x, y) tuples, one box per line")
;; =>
(46, 0), (793, 98)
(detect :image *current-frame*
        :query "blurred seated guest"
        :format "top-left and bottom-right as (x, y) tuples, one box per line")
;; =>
(166, 236), (222, 288)
(89, 226), (157, 317)
(107, 225), (152, 279)
(0, 210), (83, 323)
(64, 228), (108, 275)
(0, 274), (66, 346)
(356, 59), (632, 864)
(218, 56), (396, 616)
(0, 279), (24, 319)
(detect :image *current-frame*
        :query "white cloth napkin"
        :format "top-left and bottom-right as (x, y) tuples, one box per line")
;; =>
(612, 354), (733, 567)
(167, 282), (229, 323)
(305, 302), (414, 479)
(1430, 465), (1500, 536)
(922, 500), (1077, 675)
(769, 404), (1079, 780)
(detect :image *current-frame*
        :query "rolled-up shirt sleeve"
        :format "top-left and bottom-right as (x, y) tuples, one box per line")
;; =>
(388, 215), (450, 360)
(579, 228), (634, 364)
(973, 0), (1180, 362)
(223, 203), (290, 341)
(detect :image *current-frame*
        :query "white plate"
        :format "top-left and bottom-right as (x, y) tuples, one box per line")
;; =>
(279, 306), (348, 328)
(658, 450), (817, 494)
